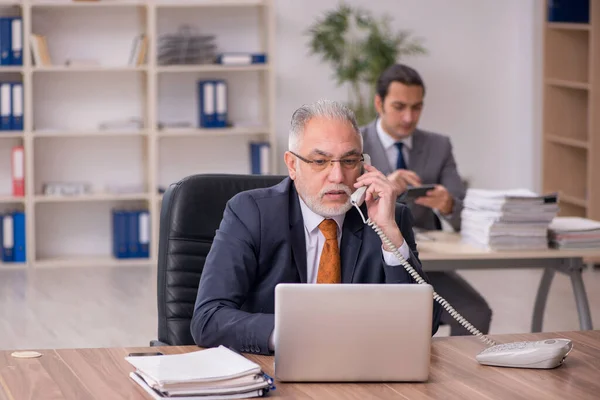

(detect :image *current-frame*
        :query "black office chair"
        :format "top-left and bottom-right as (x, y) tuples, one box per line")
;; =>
(151, 173), (287, 346)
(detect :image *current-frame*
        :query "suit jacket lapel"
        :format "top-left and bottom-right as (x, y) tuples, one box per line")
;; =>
(289, 183), (307, 283)
(408, 129), (427, 174)
(340, 206), (365, 283)
(364, 120), (393, 175)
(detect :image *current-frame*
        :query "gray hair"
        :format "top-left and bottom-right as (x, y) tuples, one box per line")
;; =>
(288, 99), (363, 152)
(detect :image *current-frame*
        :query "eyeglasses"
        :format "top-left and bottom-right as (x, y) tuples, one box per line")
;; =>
(290, 151), (365, 172)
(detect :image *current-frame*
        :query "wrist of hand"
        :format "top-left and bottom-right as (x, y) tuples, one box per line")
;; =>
(440, 197), (454, 215)
(377, 222), (404, 252)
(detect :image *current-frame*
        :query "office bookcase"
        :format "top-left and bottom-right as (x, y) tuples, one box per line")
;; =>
(542, 1), (600, 224)
(0, 0), (276, 269)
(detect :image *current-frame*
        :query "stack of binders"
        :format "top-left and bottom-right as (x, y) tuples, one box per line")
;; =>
(197, 79), (227, 128)
(126, 346), (275, 399)
(112, 209), (150, 259)
(1, 211), (25, 263)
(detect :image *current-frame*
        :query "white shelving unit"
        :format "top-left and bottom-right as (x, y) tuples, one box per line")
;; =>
(0, 0), (276, 269)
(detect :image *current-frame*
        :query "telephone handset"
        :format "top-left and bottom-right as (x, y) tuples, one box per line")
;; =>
(351, 154), (573, 369)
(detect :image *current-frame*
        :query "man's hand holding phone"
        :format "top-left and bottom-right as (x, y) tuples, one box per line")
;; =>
(354, 164), (405, 251)
(387, 169), (422, 194)
(414, 184), (454, 215)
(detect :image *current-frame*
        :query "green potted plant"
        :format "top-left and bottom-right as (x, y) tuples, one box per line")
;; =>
(306, 2), (427, 125)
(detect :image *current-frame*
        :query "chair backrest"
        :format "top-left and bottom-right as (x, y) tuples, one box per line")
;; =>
(156, 173), (287, 345)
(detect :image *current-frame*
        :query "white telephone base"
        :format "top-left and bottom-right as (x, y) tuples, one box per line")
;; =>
(476, 338), (573, 369)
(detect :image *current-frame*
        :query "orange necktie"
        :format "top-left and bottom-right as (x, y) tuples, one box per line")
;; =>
(317, 219), (341, 284)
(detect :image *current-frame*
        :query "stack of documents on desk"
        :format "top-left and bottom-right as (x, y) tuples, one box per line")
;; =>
(460, 189), (559, 250)
(126, 346), (274, 399)
(548, 217), (600, 249)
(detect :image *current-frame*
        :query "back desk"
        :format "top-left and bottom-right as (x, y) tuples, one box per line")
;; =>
(416, 231), (600, 331)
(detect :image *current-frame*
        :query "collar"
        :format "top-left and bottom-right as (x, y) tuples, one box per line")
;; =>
(376, 118), (413, 150)
(298, 194), (345, 236)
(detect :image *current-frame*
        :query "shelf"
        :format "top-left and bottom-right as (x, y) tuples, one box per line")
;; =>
(546, 22), (590, 31)
(32, 130), (148, 138)
(0, 132), (24, 139)
(33, 256), (152, 268)
(544, 28), (589, 83)
(0, 1), (23, 7)
(543, 142), (587, 201)
(560, 194), (587, 208)
(557, 202), (587, 218)
(32, 66), (147, 73)
(0, 195), (25, 204)
(544, 84), (588, 141)
(34, 193), (150, 203)
(0, 262), (27, 270)
(157, 126), (268, 138)
(157, 64), (269, 73)
(545, 134), (588, 150)
(0, 67), (23, 73)
(0, 0), (276, 269)
(31, 0), (145, 8)
(545, 79), (590, 90)
(154, 0), (266, 8)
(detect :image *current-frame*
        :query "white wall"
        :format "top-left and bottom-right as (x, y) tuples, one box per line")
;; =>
(274, 0), (543, 191)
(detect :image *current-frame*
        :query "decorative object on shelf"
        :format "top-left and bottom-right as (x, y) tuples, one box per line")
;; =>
(157, 121), (193, 130)
(157, 25), (216, 65)
(30, 34), (52, 66)
(306, 2), (426, 125)
(65, 58), (101, 67)
(42, 182), (92, 196)
(128, 34), (148, 66)
(98, 117), (143, 131)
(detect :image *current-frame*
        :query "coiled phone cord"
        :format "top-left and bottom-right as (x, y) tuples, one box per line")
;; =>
(354, 204), (497, 347)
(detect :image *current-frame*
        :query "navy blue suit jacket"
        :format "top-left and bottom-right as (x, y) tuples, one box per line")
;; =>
(191, 177), (442, 355)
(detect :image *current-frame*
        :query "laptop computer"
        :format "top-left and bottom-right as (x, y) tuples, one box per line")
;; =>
(273, 283), (433, 382)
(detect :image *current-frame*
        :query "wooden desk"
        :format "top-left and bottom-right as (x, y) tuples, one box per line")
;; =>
(416, 231), (600, 331)
(1, 331), (598, 399)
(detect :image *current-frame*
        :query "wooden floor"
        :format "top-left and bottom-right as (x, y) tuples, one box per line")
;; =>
(0, 265), (599, 350)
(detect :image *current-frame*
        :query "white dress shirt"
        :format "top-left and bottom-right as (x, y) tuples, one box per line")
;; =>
(298, 195), (411, 283)
(376, 118), (412, 171)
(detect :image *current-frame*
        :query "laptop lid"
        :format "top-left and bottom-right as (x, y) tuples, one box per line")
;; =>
(273, 283), (433, 382)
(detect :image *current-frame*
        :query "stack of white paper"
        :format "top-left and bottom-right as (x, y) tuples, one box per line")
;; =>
(460, 189), (559, 251)
(126, 346), (274, 400)
(548, 217), (600, 249)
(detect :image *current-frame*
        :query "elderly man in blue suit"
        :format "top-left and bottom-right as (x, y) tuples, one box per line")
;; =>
(191, 99), (442, 355)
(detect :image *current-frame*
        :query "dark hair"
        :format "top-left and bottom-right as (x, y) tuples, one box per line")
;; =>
(376, 64), (426, 101)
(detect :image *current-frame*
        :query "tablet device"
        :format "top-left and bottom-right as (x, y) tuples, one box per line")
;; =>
(405, 184), (436, 199)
